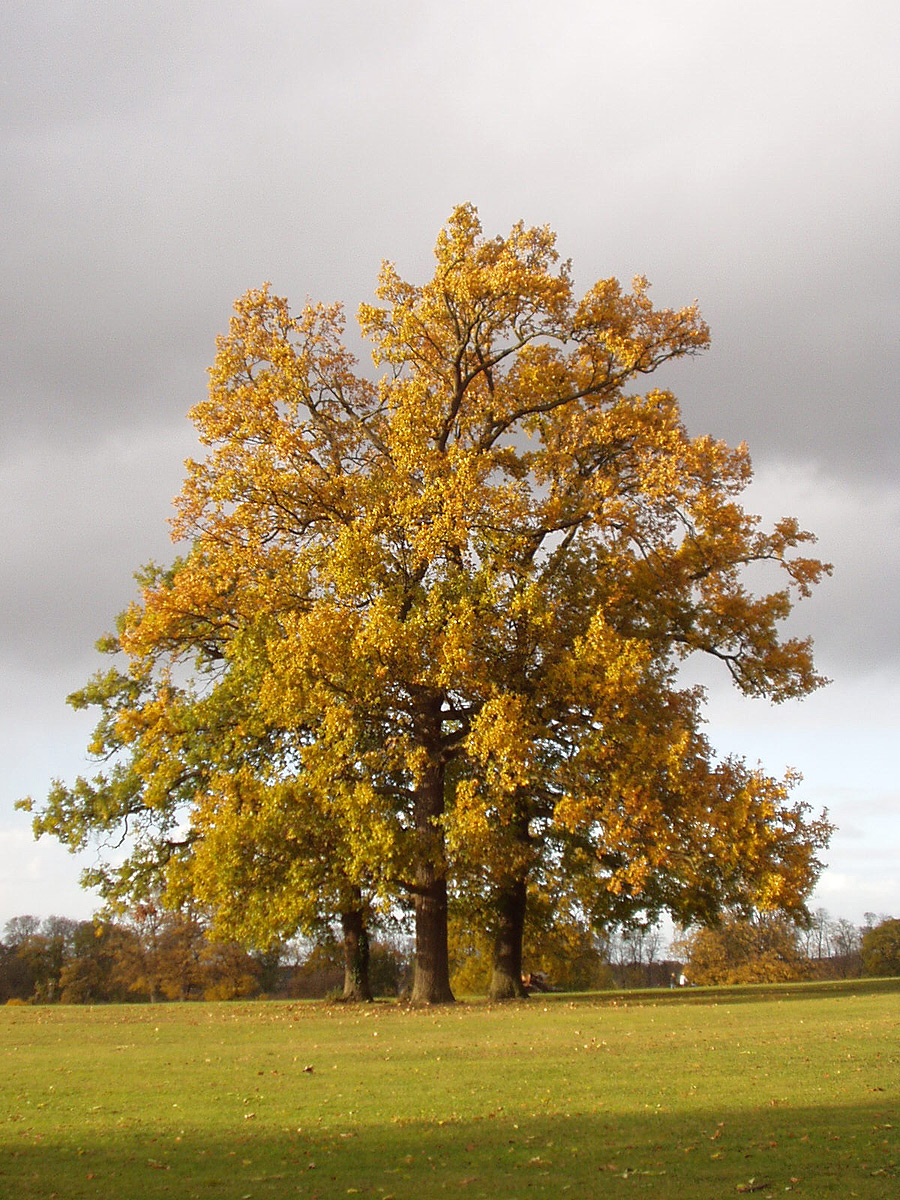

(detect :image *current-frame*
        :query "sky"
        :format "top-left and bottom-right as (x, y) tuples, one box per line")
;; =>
(2, 0), (898, 932)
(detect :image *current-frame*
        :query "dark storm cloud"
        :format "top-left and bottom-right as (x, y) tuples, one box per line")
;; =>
(5, 1), (895, 467)
(2, 1), (426, 448)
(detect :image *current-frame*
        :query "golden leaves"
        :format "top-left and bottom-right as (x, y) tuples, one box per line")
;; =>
(29, 203), (831, 949)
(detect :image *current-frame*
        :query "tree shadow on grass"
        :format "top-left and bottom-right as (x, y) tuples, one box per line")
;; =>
(3, 1097), (896, 1200)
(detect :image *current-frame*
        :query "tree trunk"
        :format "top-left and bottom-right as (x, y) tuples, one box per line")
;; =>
(489, 875), (529, 1000)
(411, 873), (454, 1003)
(409, 699), (455, 1004)
(340, 908), (373, 1002)
(489, 809), (533, 1000)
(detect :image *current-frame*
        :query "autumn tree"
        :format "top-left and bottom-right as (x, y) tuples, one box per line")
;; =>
(0, 915), (82, 1003)
(21, 205), (830, 1003)
(58, 921), (137, 1004)
(1, 916), (44, 1002)
(861, 918), (900, 977)
(125, 905), (207, 1001)
(674, 911), (810, 985)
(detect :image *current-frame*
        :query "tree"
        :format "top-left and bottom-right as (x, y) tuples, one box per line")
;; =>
(799, 906), (834, 960)
(1, 916), (43, 1002)
(861, 918), (900, 977)
(828, 917), (862, 977)
(603, 921), (664, 989)
(674, 911), (810, 985)
(58, 921), (136, 1004)
(199, 938), (262, 1000)
(21, 205), (830, 1003)
(0, 915), (81, 1003)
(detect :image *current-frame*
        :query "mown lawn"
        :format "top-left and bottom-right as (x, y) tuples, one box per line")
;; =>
(1, 978), (898, 1199)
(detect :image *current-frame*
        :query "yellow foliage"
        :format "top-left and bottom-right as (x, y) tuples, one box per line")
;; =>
(25, 205), (831, 974)
(676, 914), (811, 985)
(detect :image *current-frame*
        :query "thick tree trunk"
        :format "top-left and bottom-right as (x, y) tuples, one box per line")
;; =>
(411, 873), (454, 1003)
(488, 810), (533, 1000)
(409, 699), (455, 1004)
(488, 875), (529, 1000)
(340, 908), (373, 1002)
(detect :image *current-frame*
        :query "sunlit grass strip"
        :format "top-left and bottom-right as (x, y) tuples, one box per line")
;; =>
(1, 978), (897, 1199)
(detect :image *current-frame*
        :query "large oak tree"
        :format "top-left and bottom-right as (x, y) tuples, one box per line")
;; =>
(22, 206), (831, 1002)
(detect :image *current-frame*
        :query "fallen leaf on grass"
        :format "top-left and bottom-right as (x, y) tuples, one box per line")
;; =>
(737, 1181), (772, 1194)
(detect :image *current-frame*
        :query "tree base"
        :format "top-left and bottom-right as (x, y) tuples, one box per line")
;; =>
(409, 972), (455, 1005)
(488, 967), (529, 1001)
(340, 985), (374, 1003)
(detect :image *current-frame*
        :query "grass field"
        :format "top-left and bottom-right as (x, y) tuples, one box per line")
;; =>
(1, 978), (898, 1199)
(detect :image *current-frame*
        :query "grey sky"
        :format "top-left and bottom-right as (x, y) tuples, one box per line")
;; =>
(2, 0), (898, 927)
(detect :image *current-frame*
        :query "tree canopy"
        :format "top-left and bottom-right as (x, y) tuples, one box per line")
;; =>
(21, 205), (832, 1002)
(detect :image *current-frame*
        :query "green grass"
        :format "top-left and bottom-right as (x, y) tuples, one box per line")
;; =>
(2, 978), (898, 1199)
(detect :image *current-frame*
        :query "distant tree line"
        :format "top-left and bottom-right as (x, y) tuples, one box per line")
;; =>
(2, 906), (895, 1004)
(452, 908), (899, 993)
(0, 905), (409, 1006)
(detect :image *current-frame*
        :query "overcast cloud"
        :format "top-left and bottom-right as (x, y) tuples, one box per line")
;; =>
(2, 0), (898, 928)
